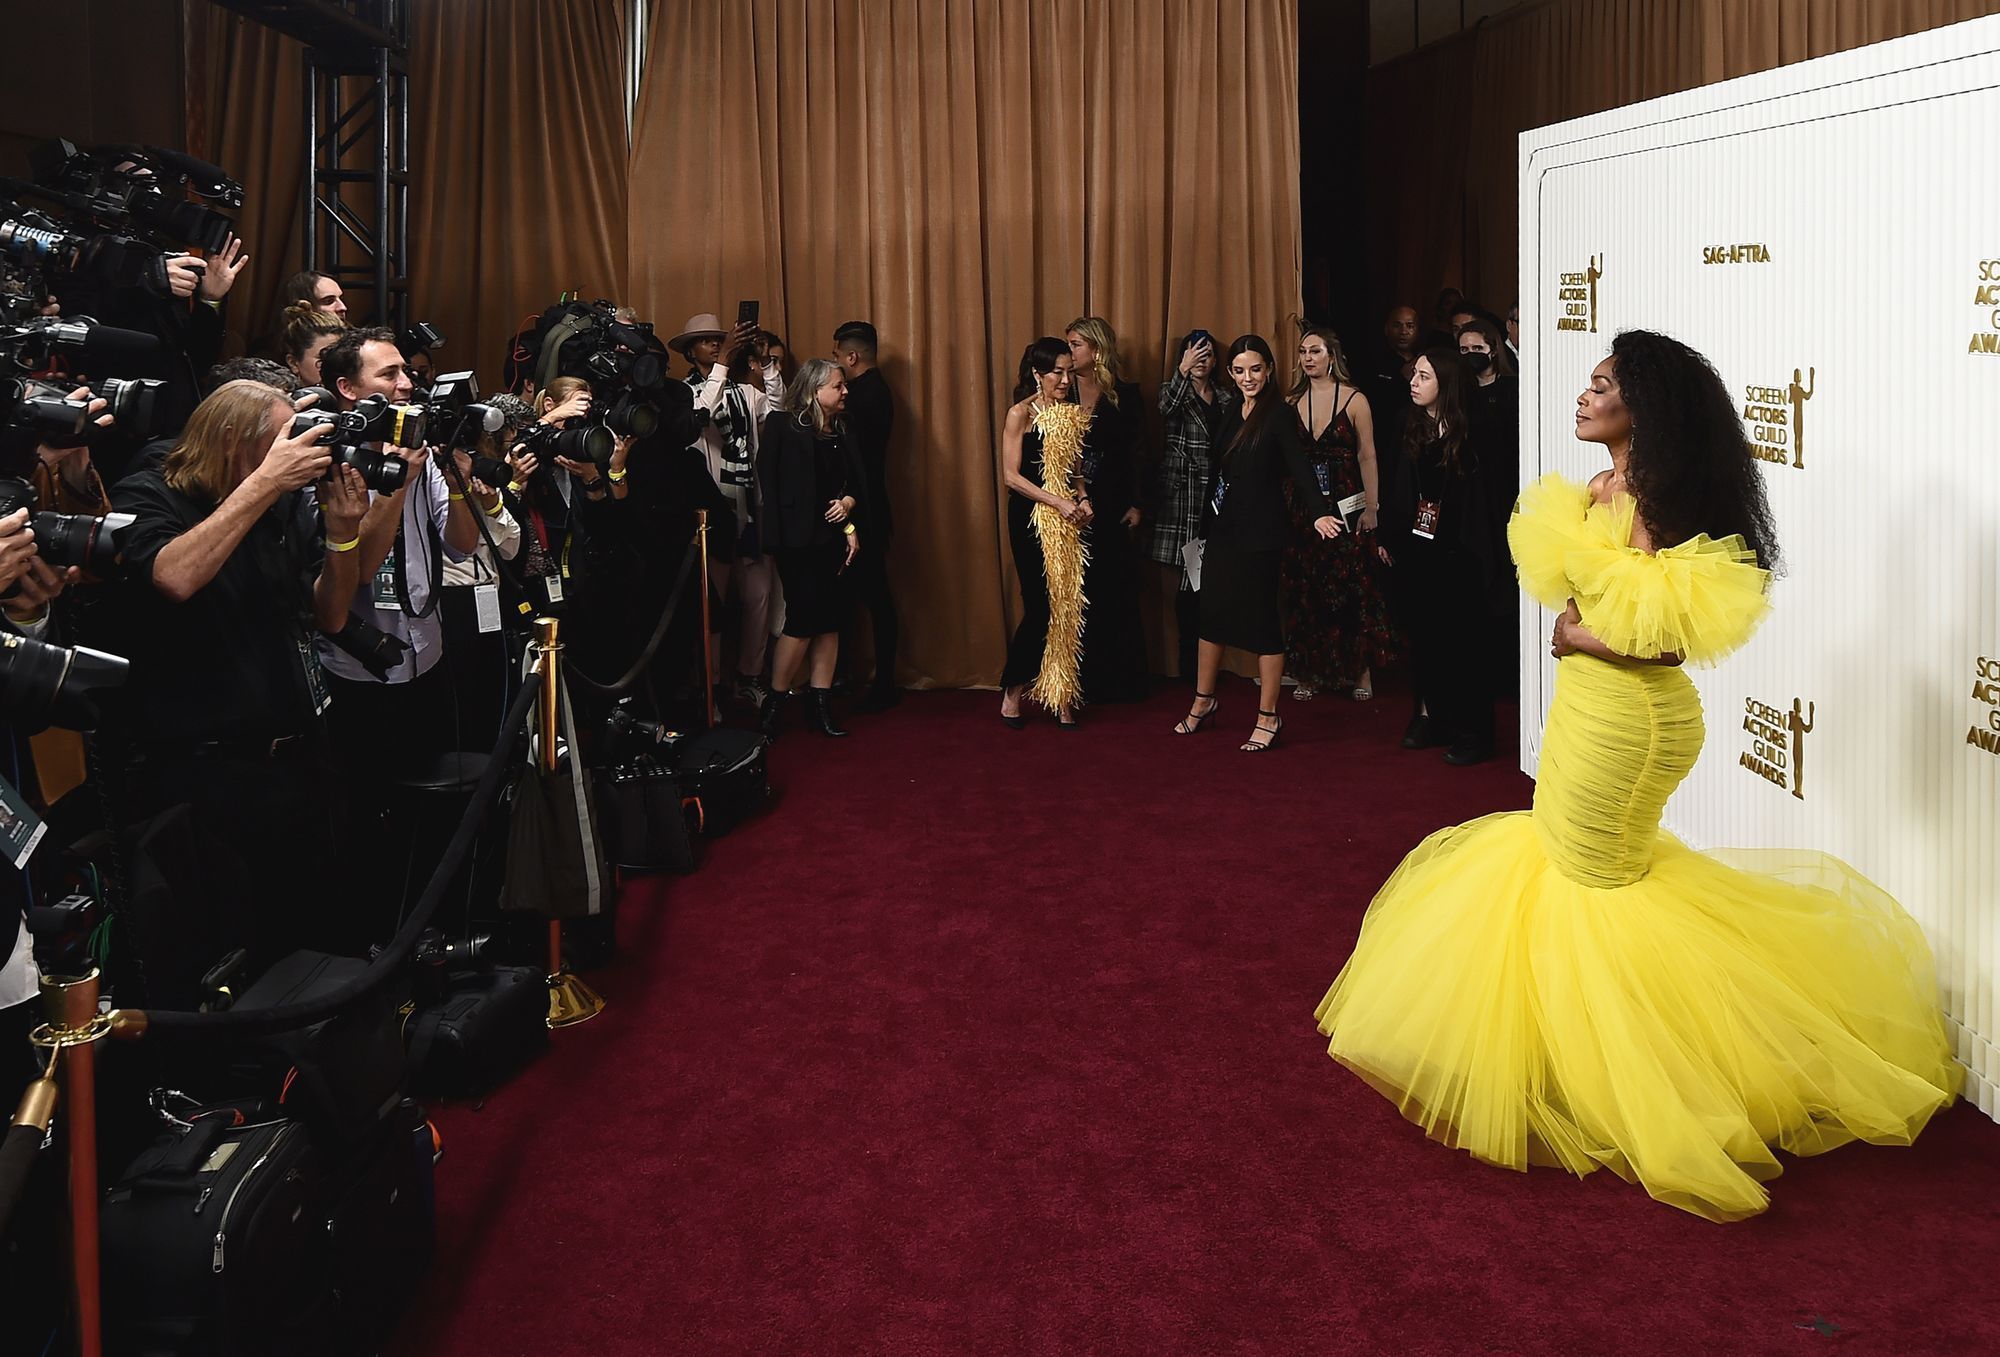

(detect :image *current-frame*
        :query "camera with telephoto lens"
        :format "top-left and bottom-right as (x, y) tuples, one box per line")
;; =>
(0, 476), (135, 576)
(287, 393), (428, 493)
(0, 628), (128, 733)
(516, 416), (614, 471)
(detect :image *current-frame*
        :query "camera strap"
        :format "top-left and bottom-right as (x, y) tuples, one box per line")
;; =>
(391, 462), (449, 621)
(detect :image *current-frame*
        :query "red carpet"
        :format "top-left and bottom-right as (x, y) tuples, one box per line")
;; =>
(395, 681), (2000, 1356)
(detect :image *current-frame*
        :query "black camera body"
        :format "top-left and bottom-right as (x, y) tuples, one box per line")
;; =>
(289, 394), (428, 493)
(423, 371), (504, 454)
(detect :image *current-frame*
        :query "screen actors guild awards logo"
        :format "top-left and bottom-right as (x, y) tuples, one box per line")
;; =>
(1743, 368), (1814, 470)
(1740, 696), (1814, 799)
(1970, 260), (2000, 355)
(1555, 254), (1603, 332)
(1968, 655), (2000, 757)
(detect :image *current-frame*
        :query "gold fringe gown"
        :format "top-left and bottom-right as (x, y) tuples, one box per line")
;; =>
(1314, 474), (1961, 1221)
(1028, 400), (1089, 714)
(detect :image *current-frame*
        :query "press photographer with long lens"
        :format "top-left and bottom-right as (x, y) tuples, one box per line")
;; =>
(97, 380), (366, 961)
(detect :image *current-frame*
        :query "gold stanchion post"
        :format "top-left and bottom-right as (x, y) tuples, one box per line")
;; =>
(534, 616), (605, 1027)
(696, 509), (717, 727)
(31, 968), (110, 1357)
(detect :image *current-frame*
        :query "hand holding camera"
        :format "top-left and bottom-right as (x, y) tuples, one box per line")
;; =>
(254, 417), (336, 495)
(161, 254), (207, 300)
(0, 508), (36, 594)
(320, 464), (369, 541)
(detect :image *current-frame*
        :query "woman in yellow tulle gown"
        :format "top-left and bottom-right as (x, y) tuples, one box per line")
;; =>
(1314, 330), (1960, 1221)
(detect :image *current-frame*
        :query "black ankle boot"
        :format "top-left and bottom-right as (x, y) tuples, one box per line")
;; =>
(806, 687), (849, 737)
(759, 689), (790, 737)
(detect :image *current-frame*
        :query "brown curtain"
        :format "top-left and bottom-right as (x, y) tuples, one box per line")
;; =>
(629, 0), (1303, 689)
(1365, 0), (2000, 318)
(407, 0), (630, 386)
(187, 2), (627, 378)
(184, 4), (307, 358)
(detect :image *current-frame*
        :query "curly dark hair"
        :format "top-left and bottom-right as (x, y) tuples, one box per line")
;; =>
(1609, 330), (1781, 572)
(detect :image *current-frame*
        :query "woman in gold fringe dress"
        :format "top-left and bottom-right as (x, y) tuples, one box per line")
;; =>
(999, 337), (1091, 728)
(1314, 330), (1960, 1221)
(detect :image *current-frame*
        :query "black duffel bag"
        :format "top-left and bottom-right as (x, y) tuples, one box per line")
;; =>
(228, 950), (408, 1143)
(672, 727), (770, 837)
(406, 964), (550, 1098)
(101, 1096), (435, 1357)
(103, 1111), (330, 1356)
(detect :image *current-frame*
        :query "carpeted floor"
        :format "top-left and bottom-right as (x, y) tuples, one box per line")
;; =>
(394, 681), (2000, 1357)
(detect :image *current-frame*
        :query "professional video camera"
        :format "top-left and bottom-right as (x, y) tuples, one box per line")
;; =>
(0, 628), (128, 732)
(287, 391), (428, 493)
(0, 140), (238, 319)
(0, 477), (134, 576)
(523, 298), (671, 446)
(27, 139), (240, 254)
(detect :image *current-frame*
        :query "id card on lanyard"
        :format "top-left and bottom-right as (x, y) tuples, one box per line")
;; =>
(370, 543), (402, 611)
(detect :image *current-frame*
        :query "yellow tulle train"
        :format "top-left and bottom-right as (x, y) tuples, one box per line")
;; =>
(1313, 810), (1961, 1222)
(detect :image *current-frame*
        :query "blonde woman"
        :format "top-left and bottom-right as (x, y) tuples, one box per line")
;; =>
(757, 359), (866, 737)
(1065, 315), (1147, 700)
(278, 302), (347, 388)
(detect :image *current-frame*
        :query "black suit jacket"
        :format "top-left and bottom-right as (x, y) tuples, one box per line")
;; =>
(1203, 404), (1332, 552)
(758, 412), (867, 552)
(843, 368), (894, 540)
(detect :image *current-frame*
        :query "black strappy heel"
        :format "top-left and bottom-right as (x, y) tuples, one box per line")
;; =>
(1174, 692), (1220, 735)
(1241, 709), (1283, 752)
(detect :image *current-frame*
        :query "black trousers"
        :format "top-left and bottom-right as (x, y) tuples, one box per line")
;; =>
(1173, 572), (1200, 681)
(844, 533), (900, 690)
(1402, 545), (1494, 750)
(1000, 505), (1050, 691)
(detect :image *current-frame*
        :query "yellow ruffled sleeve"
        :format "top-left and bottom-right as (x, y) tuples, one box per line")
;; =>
(1567, 496), (1772, 664)
(1507, 474), (1593, 611)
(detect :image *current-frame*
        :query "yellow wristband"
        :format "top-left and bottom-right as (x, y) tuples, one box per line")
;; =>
(842, 523), (857, 536)
(607, 467), (628, 482)
(327, 536), (360, 553)
(507, 481), (526, 495)
(448, 492), (466, 502)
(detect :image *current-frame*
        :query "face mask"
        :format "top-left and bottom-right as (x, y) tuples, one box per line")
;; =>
(1463, 351), (1493, 374)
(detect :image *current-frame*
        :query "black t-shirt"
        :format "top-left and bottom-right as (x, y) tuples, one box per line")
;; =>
(843, 368), (894, 538)
(97, 466), (327, 744)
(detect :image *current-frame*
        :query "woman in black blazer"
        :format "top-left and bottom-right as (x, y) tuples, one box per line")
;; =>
(1176, 334), (1342, 751)
(758, 358), (866, 737)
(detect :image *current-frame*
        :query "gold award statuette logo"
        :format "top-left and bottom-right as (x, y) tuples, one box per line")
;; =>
(1968, 655), (2000, 756)
(1555, 253), (1603, 333)
(1742, 367), (1814, 470)
(1971, 259), (2000, 355)
(1740, 696), (1815, 800)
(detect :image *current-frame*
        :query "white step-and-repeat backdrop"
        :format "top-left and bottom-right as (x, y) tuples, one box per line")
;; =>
(1518, 16), (2000, 1118)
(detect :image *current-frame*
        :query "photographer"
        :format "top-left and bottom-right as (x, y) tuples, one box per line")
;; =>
(102, 379), (367, 956)
(675, 314), (783, 711)
(279, 302), (347, 388)
(313, 328), (478, 755)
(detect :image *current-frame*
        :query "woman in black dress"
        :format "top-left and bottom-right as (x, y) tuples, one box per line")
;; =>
(1174, 335), (1342, 751)
(1066, 316), (1149, 702)
(758, 358), (865, 737)
(1381, 345), (1504, 764)
(998, 338), (1088, 727)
